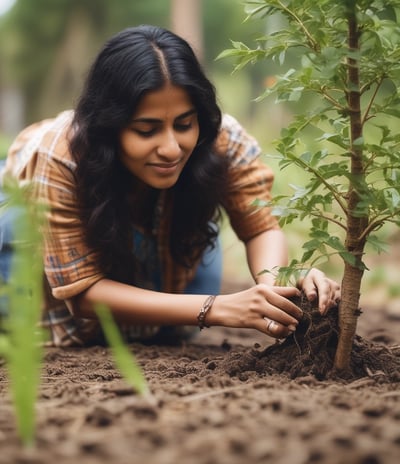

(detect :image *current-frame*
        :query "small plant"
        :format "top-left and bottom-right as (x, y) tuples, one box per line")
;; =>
(95, 304), (149, 396)
(220, 0), (400, 376)
(0, 180), (149, 446)
(0, 179), (46, 447)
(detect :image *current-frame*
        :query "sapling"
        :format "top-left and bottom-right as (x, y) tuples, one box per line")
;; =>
(220, 0), (400, 376)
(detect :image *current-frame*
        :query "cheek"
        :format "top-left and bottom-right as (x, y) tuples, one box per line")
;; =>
(120, 134), (150, 160)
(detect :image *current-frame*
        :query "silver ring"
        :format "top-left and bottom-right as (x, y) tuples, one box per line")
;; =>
(267, 320), (274, 332)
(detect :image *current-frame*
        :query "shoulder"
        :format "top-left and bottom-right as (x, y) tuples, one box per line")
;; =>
(214, 113), (262, 167)
(4, 111), (75, 180)
(39, 110), (75, 162)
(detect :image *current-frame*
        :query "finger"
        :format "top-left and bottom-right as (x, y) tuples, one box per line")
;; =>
(299, 271), (320, 302)
(261, 286), (303, 320)
(262, 317), (295, 339)
(272, 285), (302, 300)
(298, 269), (331, 313)
(264, 304), (300, 328)
(305, 277), (339, 315)
(334, 287), (341, 303)
(320, 280), (341, 313)
(324, 282), (341, 311)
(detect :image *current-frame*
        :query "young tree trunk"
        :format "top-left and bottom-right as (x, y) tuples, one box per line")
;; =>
(333, 3), (369, 375)
(170, 0), (204, 63)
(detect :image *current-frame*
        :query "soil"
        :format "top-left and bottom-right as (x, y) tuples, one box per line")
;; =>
(0, 280), (400, 464)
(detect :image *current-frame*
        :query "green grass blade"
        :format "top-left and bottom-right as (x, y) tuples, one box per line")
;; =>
(3, 182), (46, 447)
(95, 304), (149, 396)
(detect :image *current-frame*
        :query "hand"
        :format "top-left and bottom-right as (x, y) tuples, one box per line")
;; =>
(213, 284), (303, 339)
(297, 268), (341, 315)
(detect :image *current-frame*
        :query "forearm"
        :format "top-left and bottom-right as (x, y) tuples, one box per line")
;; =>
(73, 278), (217, 327)
(245, 229), (289, 286)
(71, 277), (302, 338)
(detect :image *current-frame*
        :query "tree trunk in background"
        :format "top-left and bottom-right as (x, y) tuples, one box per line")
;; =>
(37, 7), (98, 119)
(170, 0), (203, 63)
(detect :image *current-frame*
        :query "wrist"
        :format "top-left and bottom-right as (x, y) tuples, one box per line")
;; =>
(204, 294), (238, 328)
(255, 274), (276, 287)
(197, 295), (217, 330)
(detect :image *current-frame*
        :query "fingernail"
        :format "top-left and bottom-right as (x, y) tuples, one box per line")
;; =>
(288, 324), (297, 331)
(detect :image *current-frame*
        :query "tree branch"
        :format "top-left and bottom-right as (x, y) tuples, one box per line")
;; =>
(361, 76), (385, 126)
(359, 210), (400, 242)
(277, 0), (319, 52)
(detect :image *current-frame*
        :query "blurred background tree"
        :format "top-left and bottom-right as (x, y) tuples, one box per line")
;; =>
(0, 0), (270, 132)
(0, 0), (280, 287)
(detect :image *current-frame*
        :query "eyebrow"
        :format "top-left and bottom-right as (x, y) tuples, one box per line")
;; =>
(131, 108), (197, 124)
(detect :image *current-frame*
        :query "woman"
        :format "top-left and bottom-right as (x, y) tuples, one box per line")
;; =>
(0, 25), (340, 346)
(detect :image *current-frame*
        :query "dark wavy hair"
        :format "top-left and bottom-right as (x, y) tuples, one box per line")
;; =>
(69, 25), (228, 283)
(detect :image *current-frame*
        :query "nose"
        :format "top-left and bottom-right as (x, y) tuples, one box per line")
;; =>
(157, 130), (181, 159)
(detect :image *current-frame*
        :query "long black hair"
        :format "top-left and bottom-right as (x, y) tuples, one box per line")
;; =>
(69, 25), (228, 283)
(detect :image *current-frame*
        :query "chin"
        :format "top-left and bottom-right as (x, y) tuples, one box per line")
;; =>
(149, 177), (179, 190)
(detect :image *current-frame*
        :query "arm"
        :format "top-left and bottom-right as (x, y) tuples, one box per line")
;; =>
(73, 277), (303, 338)
(246, 229), (288, 286)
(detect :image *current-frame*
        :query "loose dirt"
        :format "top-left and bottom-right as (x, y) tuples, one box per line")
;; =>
(0, 282), (399, 464)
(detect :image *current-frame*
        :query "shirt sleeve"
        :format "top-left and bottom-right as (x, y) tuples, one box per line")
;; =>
(215, 114), (280, 242)
(32, 123), (104, 300)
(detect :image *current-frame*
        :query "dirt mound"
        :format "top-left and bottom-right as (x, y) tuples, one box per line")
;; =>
(222, 297), (400, 382)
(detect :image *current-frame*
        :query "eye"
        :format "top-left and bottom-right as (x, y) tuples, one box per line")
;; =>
(130, 124), (158, 137)
(134, 128), (157, 137)
(174, 122), (192, 132)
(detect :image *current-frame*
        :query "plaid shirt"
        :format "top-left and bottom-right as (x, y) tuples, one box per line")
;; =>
(2, 111), (279, 346)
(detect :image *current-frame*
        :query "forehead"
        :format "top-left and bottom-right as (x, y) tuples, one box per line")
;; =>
(133, 84), (194, 118)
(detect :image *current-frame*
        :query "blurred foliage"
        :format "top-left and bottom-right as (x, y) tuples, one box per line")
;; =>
(0, 133), (11, 159)
(0, 178), (47, 446)
(0, 0), (269, 126)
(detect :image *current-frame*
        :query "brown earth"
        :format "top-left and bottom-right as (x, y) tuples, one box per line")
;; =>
(0, 280), (400, 464)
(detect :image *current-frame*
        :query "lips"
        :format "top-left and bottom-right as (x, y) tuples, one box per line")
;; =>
(150, 162), (180, 169)
(147, 160), (182, 176)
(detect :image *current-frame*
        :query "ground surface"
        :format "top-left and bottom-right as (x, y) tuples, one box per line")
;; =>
(0, 279), (399, 464)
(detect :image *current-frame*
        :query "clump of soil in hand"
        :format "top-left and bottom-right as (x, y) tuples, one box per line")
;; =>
(224, 295), (400, 382)
(256, 295), (340, 380)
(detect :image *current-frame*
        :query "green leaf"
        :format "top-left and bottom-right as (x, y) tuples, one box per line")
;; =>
(366, 234), (390, 254)
(0, 334), (10, 356)
(95, 304), (149, 396)
(288, 86), (304, 101)
(384, 187), (400, 211)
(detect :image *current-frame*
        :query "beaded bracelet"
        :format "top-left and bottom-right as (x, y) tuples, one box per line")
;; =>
(197, 295), (216, 330)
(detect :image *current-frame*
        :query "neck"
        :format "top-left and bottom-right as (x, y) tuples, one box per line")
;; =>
(129, 185), (160, 233)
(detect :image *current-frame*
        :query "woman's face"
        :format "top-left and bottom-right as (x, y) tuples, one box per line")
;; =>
(119, 84), (200, 189)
